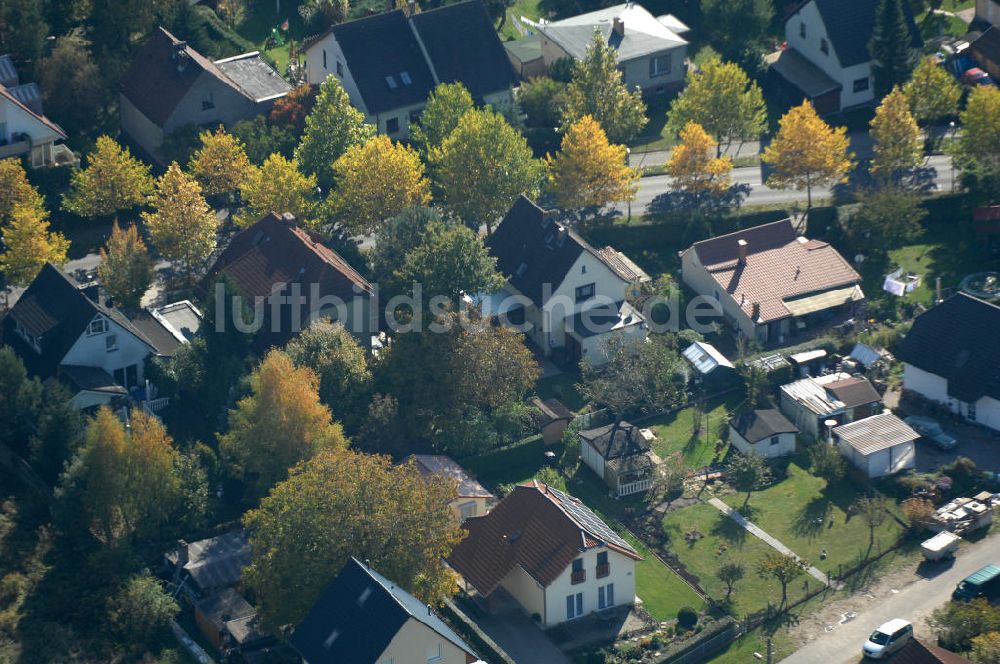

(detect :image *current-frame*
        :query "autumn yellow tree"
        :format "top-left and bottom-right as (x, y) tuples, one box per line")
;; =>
(238, 153), (318, 228)
(243, 449), (463, 629)
(331, 135), (431, 235)
(0, 158), (45, 226)
(903, 56), (962, 125)
(0, 203), (70, 287)
(546, 115), (639, 215)
(870, 87), (922, 184)
(762, 101), (852, 209)
(98, 222), (154, 309)
(666, 122), (734, 195)
(62, 136), (154, 221)
(187, 125), (253, 198)
(143, 163), (218, 285)
(218, 350), (349, 497)
(957, 86), (1000, 185)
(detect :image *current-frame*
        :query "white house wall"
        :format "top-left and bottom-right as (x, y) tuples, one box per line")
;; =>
(376, 617), (471, 664)
(729, 427), (796, 458)
(164, 71), (259, 135)
(618, 46), (687, 92)
(541, 547), (636, 627)
(304, 34), (368, 114)
(0, 95), (60, 148)
(498, 564), (545, 620)
(61, 316), (151, 388)
(973, 396), (1000, 432)
(576, 323), (647, 366)
(779, 391), (829, 440)
(543, 252), (630, 350)
(119, 94), (165, 159)
(680, 249), (756, 339)
(903, 363), (1000, 432)
(581, 439), (606, 480)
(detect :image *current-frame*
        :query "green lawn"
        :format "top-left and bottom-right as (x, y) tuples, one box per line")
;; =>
(646, 393), (745, 469)
(625, 531), (706, 621)
(721, 461), (905, 576)
(240, 1), (309, 74)
(662, 501), (801, 616)
(499, 0), (542, 41)
(629, 95), (676, 154)
(533, 373), (588, 413)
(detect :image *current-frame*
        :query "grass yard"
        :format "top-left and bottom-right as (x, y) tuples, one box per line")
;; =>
(721, 461), (905, 576)
(533, 373), (588, 413)
(499, 0), (542, 41)
(647, 392), (745, 469)
(661, 501), (802, 616)
(624, 531), (706, 621)
(629, 95), (676, 154)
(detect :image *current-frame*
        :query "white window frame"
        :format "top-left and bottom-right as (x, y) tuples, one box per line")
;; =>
(87, 317), (109, 336)
(649, 53), (672, 78)
(458, 501), (478, 521)
(565, 592), (583, 619)
(105, 334), (118, 352)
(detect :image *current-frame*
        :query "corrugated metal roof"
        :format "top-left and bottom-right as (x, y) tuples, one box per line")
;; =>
(0, 54), (18, 87)
(833, 413), (919, 456)
(781, 376), (844, 416)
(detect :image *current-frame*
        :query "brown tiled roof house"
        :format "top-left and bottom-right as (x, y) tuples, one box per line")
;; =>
(680, 219), (863, 345)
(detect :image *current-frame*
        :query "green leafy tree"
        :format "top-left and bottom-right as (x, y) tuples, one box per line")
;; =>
(393, 220), (504, 303)
(718, 562), (745, 599)
(411, 82), (475, 153)
(0, 204), (70, 287)
(903, 56), (962, 125)
(107, 575), (179, 645)
(560, 32), (647, 143)
(667, 56), (766, 157)
(756, 552), (808, 606)
(869, 0), (919, 98)
(230, 116), (298, 164)
(36, 35), (103, 133)
(518, 76), (566, 129)
(870, 87), (922, 183)
(808, 442), (846, 481)
(63, 136), (155, 221)
(956, 86), (1000, 193)
(845, 187), (926, 251)
(371, 206), (444, 296)
(432, 107), (543, 233)
(0, 347), (42, 450)
(238, 153), (318, 227)
(972, 631), (1000, 664)
(187, 126), (253, 198)
(98, 222), (154, 309)
(29, 382), (83, 484)
(218, 350), (349, 497)
(852, 493), (888, 558)
(0, 0), (48, 67)
(298, 0), (348, 28)
(285, 320), (372, 431)
(243, 449), (464, 630)
(295, 76), (375, 190)
(0, 158), (45, 226)
(143, 163), (218, 284)
(701, 0), (773, 73)
(930, 599), (1000, 653)
(726, 452), (772, 509)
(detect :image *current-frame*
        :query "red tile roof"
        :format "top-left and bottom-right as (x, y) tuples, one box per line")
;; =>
(447, 481), (641, 596)
(687, 219), (861, 323)
(895, 639), (973, 664)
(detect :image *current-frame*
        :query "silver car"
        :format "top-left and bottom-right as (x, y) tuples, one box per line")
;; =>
(905, 416), (958, 450)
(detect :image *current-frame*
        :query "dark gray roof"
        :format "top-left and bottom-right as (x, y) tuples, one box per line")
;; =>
(824, 376), (882, 409)
(214, 53), (292, 102)
(166, 530), (251, 592)
(895, 293), (1000, 403)
(579, 420), (650, 460)
(195, 588), (255, 629)
(289, 558), (477, 663)
(407, 454), (494, 499)
(410, 0), (517, 100)
(795, 0), (920, 69)
(57, 365), (128, 395)
(6, 82), (42, 115)
(731, 409), (799, 444)
(3, 264), (156, 379)
(125, 310), (183, 357)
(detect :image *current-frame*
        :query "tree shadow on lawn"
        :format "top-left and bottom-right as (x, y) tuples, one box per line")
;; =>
(710, 509), (748, 546)
(790, 496), (834, 540)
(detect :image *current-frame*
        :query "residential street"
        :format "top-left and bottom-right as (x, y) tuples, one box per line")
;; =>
(780, 529), (1000, 664)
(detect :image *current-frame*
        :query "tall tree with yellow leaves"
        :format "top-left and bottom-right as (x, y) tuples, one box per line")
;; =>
(0, 204), (70, 287)
(666, 122), (734, 195)
(762, 101), (853, 209)
(218, 350), (349, 497)
(97, 222), (155, 309)
(62, 136), (154, 222)
(331, 135), (431, 235)
(903, 56), (962, 126)
(546, 115), (639, 215)
(238, 153), (318, 228)
(187, 126), (253, 199)
(0, 158), (45, 226)
(143, 163), (218, 285)
(870, 87), (922, 184)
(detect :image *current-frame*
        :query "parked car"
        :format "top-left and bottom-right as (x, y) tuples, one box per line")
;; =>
(904, 416), (958, 450)
(863, 619), (913, 659)
(953, 564), (1000, 601)
(962, 67), (994, 86)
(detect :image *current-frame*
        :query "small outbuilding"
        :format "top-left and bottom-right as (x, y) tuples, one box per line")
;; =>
(833, 412), (918, 478)
(580, 421), (660, 497)
(531, 396), (574, 444)
(729, 409), (799, 458)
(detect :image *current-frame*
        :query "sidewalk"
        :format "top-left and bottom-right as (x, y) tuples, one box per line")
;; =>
(707, 497), (834, 587)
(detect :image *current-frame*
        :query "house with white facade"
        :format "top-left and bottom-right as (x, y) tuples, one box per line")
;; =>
(448, 481), (642, 627)
(290, 558), (482, 664)
(403, 454), (495, 523)
(780, 372), (884, 440)
(729, 409), (799, 459)
(120, 28), (291, 161)
(680, 219), (864, 345)
(832, 412), (918, 478)
(896, 293), (1000, 432)
(523, 3), (689, 95)
(3, 264), (196, 409)
(485, 195), (649, 366)
(301, 0), (516, 138)
(767, 0), (920, 114)
(0, 54), (74, 168)
(580, 420), (660, 497)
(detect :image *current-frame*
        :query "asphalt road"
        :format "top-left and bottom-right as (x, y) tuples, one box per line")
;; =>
(780, 528), (1000, 664)
(623, 154), (955, 216)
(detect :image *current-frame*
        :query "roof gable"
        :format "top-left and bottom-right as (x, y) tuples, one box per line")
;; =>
(731, 409), (799, 443)
(579, 421), (650, 460)
(896, 293), (1000, 403)
(533, 3), (687, 62)
(833, 412), (918, 455)
(289, 558), (476, 663)
(794, 0), (921, 69)
(0, 82), (65, 140)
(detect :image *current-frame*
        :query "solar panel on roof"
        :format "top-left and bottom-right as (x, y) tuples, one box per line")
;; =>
(546, 486), (636, 554)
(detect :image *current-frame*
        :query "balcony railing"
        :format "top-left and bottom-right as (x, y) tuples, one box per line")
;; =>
(571, 569), (586, 585)
(596, 563), (610, 579)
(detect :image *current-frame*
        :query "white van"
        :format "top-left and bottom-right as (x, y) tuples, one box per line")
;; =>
(862, 618), (913, 659)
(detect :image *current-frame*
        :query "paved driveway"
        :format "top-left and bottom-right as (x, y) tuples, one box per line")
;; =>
(780, 529), (1000, 664)
(472, 608), (570, 664)
(898, 405), (1000, 474)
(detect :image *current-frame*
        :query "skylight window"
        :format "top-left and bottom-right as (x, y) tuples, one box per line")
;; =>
(400, 71), (412, 85)
(385, 75), (398, 89)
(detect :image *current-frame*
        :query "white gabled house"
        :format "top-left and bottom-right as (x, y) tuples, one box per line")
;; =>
(484, 195), (650, 366)
(448, 481), (642, 627)
(896, 293), (1000, 432)
(729, 409), (799, 459)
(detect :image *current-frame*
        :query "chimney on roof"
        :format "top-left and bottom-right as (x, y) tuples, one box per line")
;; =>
(408, 0), (416, 15)
(751, 302), (760, 321)
(613, 16), (625, 36)
(171, 41), (189, 72)
(281, 212), (296, 223)
(737, 239), (748, 265)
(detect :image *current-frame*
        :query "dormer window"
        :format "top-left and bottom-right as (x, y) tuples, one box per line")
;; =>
(385, 75), (398, 89)
(87, 317), (108, 335)
(400, 71), (412, 85)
